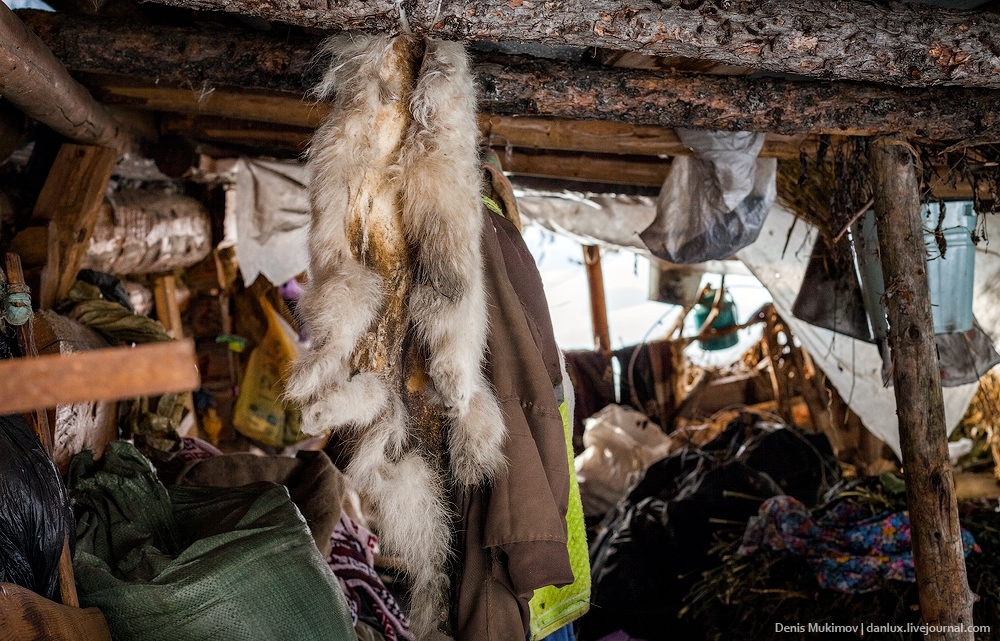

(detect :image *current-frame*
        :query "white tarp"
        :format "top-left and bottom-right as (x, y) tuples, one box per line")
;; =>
(736, 206), (981, 459)
(233, 158), (312, 286)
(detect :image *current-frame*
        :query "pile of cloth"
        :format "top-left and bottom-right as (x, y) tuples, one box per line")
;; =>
(683, 474), (999, 641)
(580, 413), (839, 641)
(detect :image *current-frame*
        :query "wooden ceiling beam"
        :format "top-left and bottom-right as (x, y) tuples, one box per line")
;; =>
(159, 114), (975, 199)
(90, 0), (1000, 89)
(0, 5), (130, 151)
(92, 77), (817, 158)
(22, 10), (1000, 142)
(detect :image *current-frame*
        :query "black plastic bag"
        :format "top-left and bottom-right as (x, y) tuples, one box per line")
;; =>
(0, 414), (73, 600)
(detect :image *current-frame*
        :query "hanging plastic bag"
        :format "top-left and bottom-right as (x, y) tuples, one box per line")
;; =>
(640, 129), (777, 264)
(233, 297), (305, 446)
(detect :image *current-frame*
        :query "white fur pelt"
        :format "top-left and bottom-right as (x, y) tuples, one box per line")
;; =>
(287, 34), (505, 639)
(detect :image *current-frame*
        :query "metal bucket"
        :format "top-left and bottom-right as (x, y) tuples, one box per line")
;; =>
(923, 201), (976, 334)
(852, 201), (976, 337)
(694, 287), (739, 350)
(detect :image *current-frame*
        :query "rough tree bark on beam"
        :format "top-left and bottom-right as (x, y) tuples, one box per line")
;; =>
(20, 10), (1000, 141)
(0, 4), (129, 151)
(869, 136), (976, 641)
(110, 0), (1000, 89)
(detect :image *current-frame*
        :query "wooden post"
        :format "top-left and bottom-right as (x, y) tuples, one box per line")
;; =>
(583, 245), (611, 352)
(761, 305), (794, 424)
(5, 252), (78, 607)
(869, 136), (975, 640)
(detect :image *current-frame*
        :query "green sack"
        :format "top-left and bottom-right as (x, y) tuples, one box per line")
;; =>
(69, 442), (355, 641)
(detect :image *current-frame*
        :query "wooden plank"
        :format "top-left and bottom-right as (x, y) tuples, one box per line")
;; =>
(161, 111), (816, 163)
(153, 274), (185, 339)
(33, 144), (118, 309)
(497, 147), (669, 187)
(870, 135), (974, 640)
(480, 115), (814, 159)
(0, 339), (201, 414)
(88, 78), (326, 128)
(0, 4), (129, 150)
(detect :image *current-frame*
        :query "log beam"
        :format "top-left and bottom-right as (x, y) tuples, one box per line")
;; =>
(870, 136), (975, 640)
(20, 10), (1000, 141)
(0, 4), (129, 150)
(91, 0), (1000, 89)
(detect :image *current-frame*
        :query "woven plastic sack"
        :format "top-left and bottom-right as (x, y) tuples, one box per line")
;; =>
(69, 442), (355, 641)
(82, 190), (212, 275)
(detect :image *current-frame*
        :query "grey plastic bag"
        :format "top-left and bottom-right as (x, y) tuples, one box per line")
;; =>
(641, 129), (776, 264)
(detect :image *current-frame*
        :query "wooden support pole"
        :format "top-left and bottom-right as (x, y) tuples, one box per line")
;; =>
(153, 274), (185, 340)
(0, 3), (129, 151)
(583, 245), (611, 353)
(869, 136), (974, 640)
(5, 252), (79, 608)
(761, 305), (794, 425)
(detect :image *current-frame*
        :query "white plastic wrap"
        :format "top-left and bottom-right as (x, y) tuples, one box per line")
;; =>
(640, 129), (777, 264)
(82, 190), (212, 275)
(574, 404), (672, 518)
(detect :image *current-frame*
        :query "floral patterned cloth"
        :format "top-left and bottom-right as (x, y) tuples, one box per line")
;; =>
(739, 495), (980, 593)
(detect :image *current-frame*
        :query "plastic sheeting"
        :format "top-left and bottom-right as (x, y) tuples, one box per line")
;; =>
(517, 191), (656, 251)
(640, 130), (777, 264)
(575, 404), (671, 518)
(233, 158), (311, 287)
(0, 414), (73, 601)
(736, 206), (980, 459)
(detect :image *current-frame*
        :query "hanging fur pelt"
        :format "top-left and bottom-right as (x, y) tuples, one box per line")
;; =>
(287, 34), (506, 638)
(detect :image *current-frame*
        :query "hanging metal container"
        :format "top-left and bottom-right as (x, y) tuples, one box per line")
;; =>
(852, 201), (976, 337)
(694, 286), (739, 351)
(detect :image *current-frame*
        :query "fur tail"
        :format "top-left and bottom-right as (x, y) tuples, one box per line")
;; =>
(347, 401), (452, 639)
(399, 39), (507, 485)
